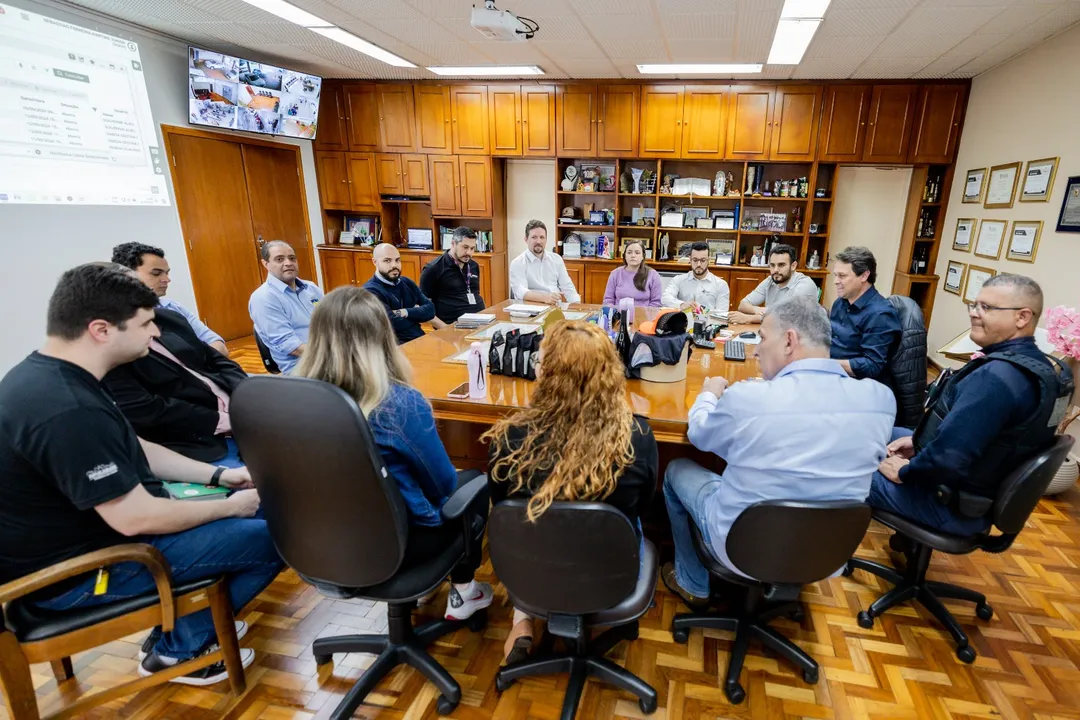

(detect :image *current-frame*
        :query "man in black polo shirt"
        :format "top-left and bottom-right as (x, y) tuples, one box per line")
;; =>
(0, 264), (283, 686)
(419, 226), (485, 327)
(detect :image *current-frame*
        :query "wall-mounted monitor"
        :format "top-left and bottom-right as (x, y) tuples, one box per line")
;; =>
(188, 46), (321, 139)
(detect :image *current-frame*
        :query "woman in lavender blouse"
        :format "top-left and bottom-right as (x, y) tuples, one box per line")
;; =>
(603, 239), (662, 307)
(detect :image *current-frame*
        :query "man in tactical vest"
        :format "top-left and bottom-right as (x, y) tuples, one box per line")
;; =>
(869, 273), (1072, 535)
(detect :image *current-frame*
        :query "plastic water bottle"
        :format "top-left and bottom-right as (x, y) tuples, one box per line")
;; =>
(619, 297), (635, 329)
(467, 342), (486, 398)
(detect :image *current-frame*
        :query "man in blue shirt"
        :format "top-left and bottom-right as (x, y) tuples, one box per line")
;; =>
(112, 242), (228, 356)
(363, 243), (435, 344)
(829, 246), (901, 381)
(662, 297), (895, 609)
(248, 241), (323, 374)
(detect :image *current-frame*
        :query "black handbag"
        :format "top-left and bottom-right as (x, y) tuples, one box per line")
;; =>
(503, 328), (521, 377)
(518, 331), (542, 380)
(489, 330), (505, 376)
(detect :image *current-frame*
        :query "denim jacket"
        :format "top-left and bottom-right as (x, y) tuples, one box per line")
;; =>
(367, 383), (457, 526)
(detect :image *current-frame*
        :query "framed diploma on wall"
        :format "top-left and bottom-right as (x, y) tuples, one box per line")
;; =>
(1057, 176), (1080, 233)
(962, 168), (986, 204)
(973, 219), (1007, 260)
(952, 218), (975, 252)
(984, 161), (1021, 209)
(963, 265), (996, 304)
(1006, 221), (1043, 262)
(943, 261), (966, 296)
(1020, 157), (1058, 202)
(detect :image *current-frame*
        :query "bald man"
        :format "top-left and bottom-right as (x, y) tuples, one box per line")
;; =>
(362, 243), (435, 344)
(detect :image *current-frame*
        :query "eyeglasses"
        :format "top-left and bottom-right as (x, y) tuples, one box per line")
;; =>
(965, 301), (1027, 315)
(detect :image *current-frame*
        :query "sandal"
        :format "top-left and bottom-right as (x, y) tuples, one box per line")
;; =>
(503, 618), (534, 665)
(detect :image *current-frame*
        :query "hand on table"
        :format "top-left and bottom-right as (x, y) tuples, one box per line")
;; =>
(728, 311), (758, 324)
(701, 376), (729, 398)
(538, 292), (563, 305)
(878, 456), (909, 484)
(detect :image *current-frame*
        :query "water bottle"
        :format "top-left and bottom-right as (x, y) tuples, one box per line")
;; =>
(467, 342), (486, 398)
(619, 297), (635, 329)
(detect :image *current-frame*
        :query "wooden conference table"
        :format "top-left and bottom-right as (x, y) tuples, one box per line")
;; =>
(402, 301), (761, 465)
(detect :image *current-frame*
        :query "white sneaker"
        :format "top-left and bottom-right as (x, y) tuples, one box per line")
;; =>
(138, 620), (248, 661)
(444, 582), (493, 621)
(139, 645), (255, 686)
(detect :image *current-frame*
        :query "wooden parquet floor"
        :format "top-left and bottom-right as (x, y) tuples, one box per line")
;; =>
(3, 338), (1078, 720)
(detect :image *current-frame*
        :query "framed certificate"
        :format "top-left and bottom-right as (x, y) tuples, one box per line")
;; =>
(943, 261), (966, 296)
(1020, 157), (1058, 202)
(963, 265), (996, 304)
(962, 168), (986, 204)
(1057, 176), (1080, 233)
(1006, 221), (1043, 263)
(984, 161), (1021, 209)
(952, 218), (975, 252)
(973, 219), (1006, 259)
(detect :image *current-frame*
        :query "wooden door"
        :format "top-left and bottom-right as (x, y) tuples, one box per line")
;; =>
(681, 85), (727, 159)
(241, 144), (315, 283)
(863, 84), (917, 163)
(399, 253), (422, 283)
(375, 152), (404, 195)
(313, 83), (347, 151)
(414, 85), (452, 155)
(562, 260), (585, 301)
(770, 85), (822, 161)
(521, 85), (555, 156)
(375, 84), (416, 152)
(460, 156), (492, 217)
(429, 155), (461, 216)
(167, 133), (263, 340)
(583, 263), (611, 305)
(726, 85), (774, 160)
(729, 273), (763, 312)
(353, 252), (376, 287)
(343, 83), (378, 151)
(450, 85), (490, 155)
(488, 85), (521, 156)
(638, 85), (684, 158)
(315, 151), (350, 210)
(819, 84), (869, 162)
(401, 154), (429, 196)
(345, 152), (380, 211)
(556, 85), (597, 156)
(320, 250), (357, 291)
(909, 84), (966, 164)
(597, 85), (639, 158)
(473, 256), (494, 306)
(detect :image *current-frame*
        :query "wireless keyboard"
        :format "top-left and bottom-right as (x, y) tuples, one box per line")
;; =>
(723, 340), (746, 361)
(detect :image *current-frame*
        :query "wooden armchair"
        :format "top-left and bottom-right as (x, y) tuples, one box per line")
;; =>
(0, 544), (245, 720)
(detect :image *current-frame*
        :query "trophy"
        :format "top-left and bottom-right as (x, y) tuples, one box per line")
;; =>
(745, 165), (756, 196)
(561, 166), (578, 191)
(659, 233), (671, 261)
(713, 170), (727, 197)
(620, 170), (632, 193)
(772, 179), (781, 197)
(791, 207), (802, 233)
(726, 171), (738, 196)
(631, 167), (644, 194)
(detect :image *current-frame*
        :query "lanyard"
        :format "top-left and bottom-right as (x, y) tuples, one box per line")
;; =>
(460, 262), (473, 290)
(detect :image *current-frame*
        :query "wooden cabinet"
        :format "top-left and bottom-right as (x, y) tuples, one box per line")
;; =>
(460, 156), (492, 217)
(639, 85), (684, 157)
(320, 249), (357, 290)
(345, 153), (380, 211)
(681, 85), (727, 159)
(769, 85), (822, 161)
(488, 85), (521, 156)
(726, 85), (774, 160)
(401, 154), (429, 196)
(354, 251), (376, 287)
(556, 85), (597, 156)
(414, 85), (452, 155)
(521, 85), (555, 156)
(562, 260), (585, 300)
(729, 272), (763, 312)
(375, 84), (416, 152)
(450, 85), (490, 155)
(399, 252), (422, 282)
(375, 153), (404, 195)
(315, 151), (351, 210)
(473, 255), (495, 305)
(314, 83), (347, 151)
(864, 85), (917, 164)
(343, 84), (379, 151)
(909, 84), (966, 164)
(429, 155), (461, 216)
(583, 263), (612, 305)
(597, 86), (639, 157)
(819, 85), (870, 162)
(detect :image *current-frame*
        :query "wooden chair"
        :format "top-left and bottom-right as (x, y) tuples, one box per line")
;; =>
(0, 543), (245, 720)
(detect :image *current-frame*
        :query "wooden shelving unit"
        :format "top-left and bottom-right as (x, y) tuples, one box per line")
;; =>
(892, 163), (953, 325)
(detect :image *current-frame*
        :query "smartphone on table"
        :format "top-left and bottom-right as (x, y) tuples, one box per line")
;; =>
(447, 381), (470, 399)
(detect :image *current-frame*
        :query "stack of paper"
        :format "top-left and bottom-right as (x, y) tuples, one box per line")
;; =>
(505, 304), (548, 317)
(458, 313), (495, 323)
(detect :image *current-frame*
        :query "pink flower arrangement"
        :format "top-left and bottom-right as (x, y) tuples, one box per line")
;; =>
(1046, 306), (1080, 361)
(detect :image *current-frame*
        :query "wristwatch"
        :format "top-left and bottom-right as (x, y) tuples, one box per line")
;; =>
(209, 466), (227, 487)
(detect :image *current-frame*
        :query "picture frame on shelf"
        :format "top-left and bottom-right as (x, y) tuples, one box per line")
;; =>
(758, 213), (787, 232)
(973, 219), (1007, 260)
(952, 218), (975, 252)
(344, 215), (378, 245)
(682, 206), (709, 227)
(943, 261), (966, 296)
(962, 168), (986, 204)
(984, 161), (1021, 209)
(1006, 220), (1043, 263)
(695, 217), (713, 229)
(660, 211), (685, 228)
(1019, 157), (1058, 202)
(1056, 176), (1080, 233)
(963, 265), (996, 304)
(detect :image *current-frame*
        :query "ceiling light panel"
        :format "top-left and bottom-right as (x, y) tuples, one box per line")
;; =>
(235, 0), (331, 27)
(767, 19), (822, 64)
(309, 27), (416, 67)
(426, 66), (545, 76)
(636, 63), (763, 74)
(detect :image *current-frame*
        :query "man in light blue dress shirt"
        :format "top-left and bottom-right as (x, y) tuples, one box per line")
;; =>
(112, 242), (228, 355)
(248, 241), (323, 374)
(662, 297), (895, 609)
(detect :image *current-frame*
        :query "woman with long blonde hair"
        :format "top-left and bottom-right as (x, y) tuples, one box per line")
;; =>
(295, 286), (493, 621)
(482, 320), (658, 662)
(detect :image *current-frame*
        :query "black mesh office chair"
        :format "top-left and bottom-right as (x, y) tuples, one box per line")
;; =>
(231, 376), (490, 718)
(488, 500), (658, 720)
(253, 332), (281, 374)
(846, 435), (1074, 663)
(671, 500), (872, 704)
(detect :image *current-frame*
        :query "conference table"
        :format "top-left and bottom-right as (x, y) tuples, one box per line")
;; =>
(402, 300), (762, 467)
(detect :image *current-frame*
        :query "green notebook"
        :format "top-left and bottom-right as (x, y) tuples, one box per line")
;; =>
(163, 482), (231, 501)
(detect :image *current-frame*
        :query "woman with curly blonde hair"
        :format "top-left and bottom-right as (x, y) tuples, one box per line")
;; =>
(482, 320), (658, 663)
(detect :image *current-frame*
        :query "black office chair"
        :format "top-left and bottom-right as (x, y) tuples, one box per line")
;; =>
(671, 500), (872, 704)
(847, 435), (1074, 663)
(253, 332), (281, 374)
(488, 500), (658, 720)
(887, 295), (928, 429)
(231, 376), (490, 718)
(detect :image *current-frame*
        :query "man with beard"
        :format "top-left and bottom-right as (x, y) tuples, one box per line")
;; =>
(419, 226), (486, 327)
(248, 241), (324, 374)
(729, 244), (819, 323)
(363, 243), (435, 343)
(661, 242), (729, 312)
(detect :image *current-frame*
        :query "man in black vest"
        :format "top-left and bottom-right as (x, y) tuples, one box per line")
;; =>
(870, 274), (1070, 535)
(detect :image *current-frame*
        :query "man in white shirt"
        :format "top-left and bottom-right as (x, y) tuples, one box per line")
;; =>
(661, 242), (730, 312)
(730, 243), (819, 324)
(508, 220), (581, 305)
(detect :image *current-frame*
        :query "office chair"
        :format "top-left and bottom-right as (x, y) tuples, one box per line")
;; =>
(847, 435), (1074, 663)
(488, 500), (658, 720)
(231, 376), (490, 718)
(887, 295), (928, 429)
(253, 332), (280, 374)
(671, 500), (872, 704)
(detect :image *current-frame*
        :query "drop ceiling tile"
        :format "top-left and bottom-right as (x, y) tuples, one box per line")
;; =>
(600, 38), (669, 61)
(872, 33), (969, 57)
(579, 14), (652, 39)
(817, 7), (912, 37)
(975, 3), (1059, 34)
(532, 40), (611, 60)
(322, 0), (418, 19)
(804, 34), (884, 60)
(735, 10), (783, 60)
(517, 15), (593, 43)
(1027, 2), (1080, 33)
(407, 41), (495, 64)
(561, 58), (623, 77)
(852, 55), (935, 78)
(655, 0), (738, 12)
(946, 32), (1008, 56)
(892, 5), (1007, 38)
(912, 55), (975, 77)
(659, 13), (737, 39)
(839, 0), (919, 7)
(567, 0), (654, 15)
(465, 41), (550, 64)
(667, 40), (738, 62)
(792, 55), (868, 79)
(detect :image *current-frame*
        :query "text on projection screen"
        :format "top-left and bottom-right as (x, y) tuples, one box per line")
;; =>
(0, 4), (168, 206)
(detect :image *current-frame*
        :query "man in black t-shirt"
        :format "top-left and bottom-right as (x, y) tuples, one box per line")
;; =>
(419, 226), (486, 327)
(0, 264), (283, 687)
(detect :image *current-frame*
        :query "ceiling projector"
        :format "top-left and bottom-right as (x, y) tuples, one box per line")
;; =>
(470, 2), (537, 42)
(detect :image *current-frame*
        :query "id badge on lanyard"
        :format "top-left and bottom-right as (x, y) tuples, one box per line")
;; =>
(463, 264), (476, 305)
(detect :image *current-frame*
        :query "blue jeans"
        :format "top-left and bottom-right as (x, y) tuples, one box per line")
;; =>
(216, 437), (244, 469)
(32, 517), (284, 660)
(868, 427), (992, 536)
(663, 458), (724, 598)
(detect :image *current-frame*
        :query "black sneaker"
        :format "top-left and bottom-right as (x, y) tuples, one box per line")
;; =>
(661, 562), (711, 612)
(137, 620), (248, 661)
(138, 645), (255, 686)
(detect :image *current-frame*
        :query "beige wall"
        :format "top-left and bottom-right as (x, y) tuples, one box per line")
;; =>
(506, 160), (557, 260)
(929, 23), (1080, 363)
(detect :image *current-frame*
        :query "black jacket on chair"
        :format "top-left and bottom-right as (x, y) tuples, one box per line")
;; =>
(103, 308), (247, 462)
(887, 295), (928, 429)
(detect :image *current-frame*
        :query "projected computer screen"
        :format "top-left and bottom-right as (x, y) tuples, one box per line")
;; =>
(0, 4), (168, 206)
(188, 47), (321, 140)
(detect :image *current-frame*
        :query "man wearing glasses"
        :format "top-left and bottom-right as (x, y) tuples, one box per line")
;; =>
(660, 242), (730, 313)
(870, 273), (1071, 535)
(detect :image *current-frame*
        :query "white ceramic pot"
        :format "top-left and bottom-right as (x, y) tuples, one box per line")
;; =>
(1045, 454), (1079, 495)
